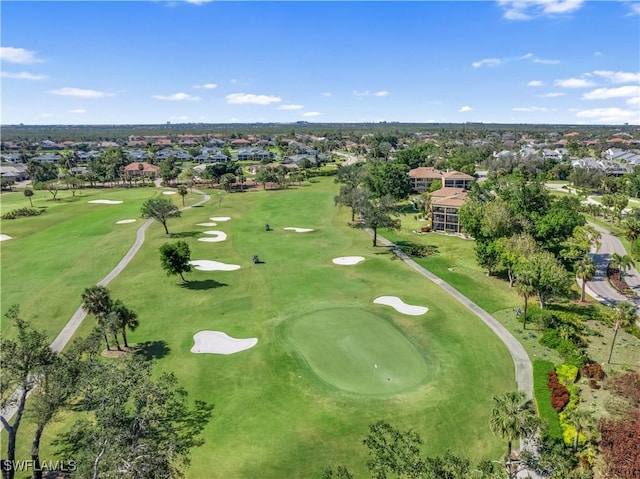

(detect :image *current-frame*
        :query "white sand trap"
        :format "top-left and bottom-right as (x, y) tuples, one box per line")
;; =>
(198, 231), (227, 242)
(0, 234), (12, 242)
(332, 256), (365, 265)
(210, 216), (231, 221)
(162, 191), (177, 195)
(88, 199), (123, 205)
(115, 219), (137, 224)
(191, 331), (258, 355)
(373, 296), (428, 316)
(189, 260), (240, 271)
(196, 222), (217, 227)
(283, 227), (314, 233)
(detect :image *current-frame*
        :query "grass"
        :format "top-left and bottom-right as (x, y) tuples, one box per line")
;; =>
(532, 360), (563, 441)
(5, 179), (515, 478)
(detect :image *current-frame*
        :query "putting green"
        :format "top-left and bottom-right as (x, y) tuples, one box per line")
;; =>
(286, 308), (430, 395)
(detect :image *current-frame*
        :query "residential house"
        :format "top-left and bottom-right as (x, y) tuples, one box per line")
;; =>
(127, 150), (153, 162)
(0, 165), (28, 182)
(123, 162), (159, 177)
(33, 154), (60, 163)
(408, 167), (442, 193)
(431, 187), (468, 234)
(237, 148), (271, 161)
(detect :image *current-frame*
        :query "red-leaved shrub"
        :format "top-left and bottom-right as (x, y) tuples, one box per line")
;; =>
(580, 363), (606, 381)
(547, 372), (570, 412)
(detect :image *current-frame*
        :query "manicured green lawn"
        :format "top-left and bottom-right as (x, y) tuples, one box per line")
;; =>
(7, 180), (515, 478)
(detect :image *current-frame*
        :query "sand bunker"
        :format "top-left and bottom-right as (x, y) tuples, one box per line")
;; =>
(0, 234), (12, 242)
(198, 231), (227, 242)
(210, 216), (231, 221)
(332, 256), (365, 265)
(162, 191), (176, 195)
(115, 219), (137, 224)
(189, 260), (240, 271)
(88, 199), (123, 205)
(196, 222), (217, 227)
(191, 331), (258, 354)
(284, 227), (314, 233)
(373, 296), (428, 316)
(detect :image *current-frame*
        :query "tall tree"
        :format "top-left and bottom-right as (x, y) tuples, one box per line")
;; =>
(489, 392), (538, 471)
(81, 285), (113, 351)
(514, 271), (536, 330)
(575, 255), (597, 303)
(514, 251), (572, 309)
(362, 420), (424, 479)
(140, 197), (181, 235)
(55, 357), (214, 479)
(622, 218), (640, 244)
(0, 306), (55, 479)
(610, 253), (634, 280)
(359, 194), (401, 247)
(607, 301), (637, 363)
(363, 160), (412, 201)
(23, 188), (34, 207)
(159, 240), (192, 282)
(497, 234), (537, 287)
(564, 408), (594, 453)
(177, 184), (188, 206)
(108, 299), (139, 348)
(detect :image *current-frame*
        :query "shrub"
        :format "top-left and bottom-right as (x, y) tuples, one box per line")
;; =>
(398, 242), (438, 258)
(580, 363), (605, 381)
(1, 207), (44, 220)
(533, 360), (563, 442)
(556, 364), (579, 385)
(548, 372), (570, 412)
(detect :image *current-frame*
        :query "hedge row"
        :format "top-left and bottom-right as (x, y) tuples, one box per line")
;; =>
(1, 207), (44, 220)
(533, 360), (563, 442)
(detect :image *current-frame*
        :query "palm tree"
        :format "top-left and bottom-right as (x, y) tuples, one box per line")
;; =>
(610, 253), (634, 279)
(24, 188), (34, 207)
(109, 299), (139, 348)
(514, 272), (536, 330)
(607, 301), (637, 363)
(489, 391), (538, 469)
(575, 255), (596, 302)
(81, 285), (113, 350)
(177, 184), (188, 206)
(564, 408), (594, 452)
(622, 218), (640, 243)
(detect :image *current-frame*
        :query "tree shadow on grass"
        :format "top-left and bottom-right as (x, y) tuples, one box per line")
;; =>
(169, 231), (201, 238)
(179, 279), (227, 291)
(135, 340), (171, 360)
(191, 205), (204, 208)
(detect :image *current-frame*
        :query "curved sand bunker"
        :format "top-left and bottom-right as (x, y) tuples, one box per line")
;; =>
(115, 219), (137, 224)
(162, 191), (177, 195)
(198, 231), (227, 242)
(284, 227), (314, 233)
(196, 222), (217, 227)
(210, 216), (231, 221)
(332, 256), (365, 265)
(373, 296), (428, 316)
(88, 199), (123, 205)
(191, 331), (258, 354)
(189, 260), (240, 271)
(0, 234), (12, 242)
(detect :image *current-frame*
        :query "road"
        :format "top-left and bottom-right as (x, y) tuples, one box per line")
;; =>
(333, 151), (363, 165)
(581, 221), (640, 321)
(2, 188), (210, 422)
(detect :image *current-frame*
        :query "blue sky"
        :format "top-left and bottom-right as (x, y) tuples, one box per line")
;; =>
(1, 1), (639, 125)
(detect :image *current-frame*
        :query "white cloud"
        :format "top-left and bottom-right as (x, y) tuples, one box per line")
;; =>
(39, 112), (53, 118)
(459, 106), (473, 112)
(592, 70), (640, 84)
(497, 0), (585, 20)
(575, 107), (639, 123)
(0, 71), (47, 80)
(537, 92), (565, 98)
(169, 115), (189, 121)
(353, 90), (370, 97)
(628, 2), (640, 15)
(533, 58), (560, 65)
(512, 106), (548, 112)
(193, 83), (217, 89)
(322, 92), (332, 97)
(302, 111), (321, 117)
(554, 78), (595, 88)
(49, 87), (115, 98)
(472, 58), (502, 68)
(69, 109), (86, 114)
(353, 90), (389, 97)
(184, 0), (213, 4)
(627, 96), (640, 106)
(583, 85), (640, 100)
(225, 93), (282, 105)
(153, 92), (200, 101)
(527, 80), (543, 87)
(0, 47), (43, 64)
(374, 91), (389, 97)
(277, 104), (304, 110)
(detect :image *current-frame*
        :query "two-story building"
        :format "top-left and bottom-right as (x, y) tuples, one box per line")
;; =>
(430, 187), (468, 234)
(408, 167), (442, 193)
